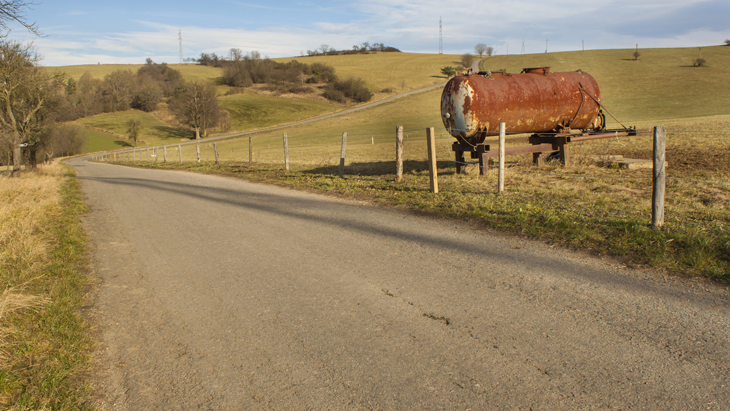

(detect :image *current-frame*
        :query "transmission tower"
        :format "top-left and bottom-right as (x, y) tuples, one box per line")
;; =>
(520, 40), (525, 55)
(439, 17), (443, 54)
(179, 30), (183, 64)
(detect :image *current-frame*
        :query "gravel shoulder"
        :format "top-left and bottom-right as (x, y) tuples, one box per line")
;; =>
(68, 158), (730, 410)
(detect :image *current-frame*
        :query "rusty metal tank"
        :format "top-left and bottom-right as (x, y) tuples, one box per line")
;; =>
(441, 67), (605, 145)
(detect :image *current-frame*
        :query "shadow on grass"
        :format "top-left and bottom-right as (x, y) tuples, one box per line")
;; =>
(114, 140), (133, 147)
(152, 124), (190, 140)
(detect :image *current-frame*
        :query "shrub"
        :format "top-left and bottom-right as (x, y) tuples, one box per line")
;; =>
(323, 87), (346, 103)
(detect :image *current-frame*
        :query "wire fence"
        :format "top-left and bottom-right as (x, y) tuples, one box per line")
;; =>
(95, 127), (730, 189)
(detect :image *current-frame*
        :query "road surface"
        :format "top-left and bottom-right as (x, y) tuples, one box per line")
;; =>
(68, 158), (730, 410)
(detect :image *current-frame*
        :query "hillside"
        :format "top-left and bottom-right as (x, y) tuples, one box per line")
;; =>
(67, 47), (730, 153)
(479, 46), (730, 124)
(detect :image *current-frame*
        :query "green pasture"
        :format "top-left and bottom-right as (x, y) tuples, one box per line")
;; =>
(78, 127), (131, 153)
(219, 92), (337, 131)
(75, 110), (189, 147)
(479, 46), (730, 123)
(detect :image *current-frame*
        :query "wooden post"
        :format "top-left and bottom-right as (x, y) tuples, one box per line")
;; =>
(652, 126), (666, 229)
(214, 142), (219, 164)
(339, 132), (347, 178)
(426, 127), (438, 193)
(154, 147), (158, 163)
(147, 148), (150, 161)
(163, 146), (167, 163)
(283, 133), (290, 172)
(248, 136), (253, 166)
(395, 125), (404, 182)
(498, 122), (505, 193)
(178, 144), (182, 163)
(133, 150), (136, 162)
(196, 144), (201, 163)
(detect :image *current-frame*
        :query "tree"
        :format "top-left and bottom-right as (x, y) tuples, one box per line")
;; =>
(724, 39), (730, 46)
(485, 46), (494, 56)
(168, 81), (220, 140)
(229, 48), (243, 62)
(461, 53), (475, 69)
(633, 50), (641, 60)
(100, 70), (135, 112)
(474, 43), (488, 56)
(126, 119), (141, 146)
(0, 41), (63, 174)
(0, 0), (41, 36)
(440, 66), (456, 77)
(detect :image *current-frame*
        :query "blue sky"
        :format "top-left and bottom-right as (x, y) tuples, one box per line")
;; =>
(7, 0), (730, 66)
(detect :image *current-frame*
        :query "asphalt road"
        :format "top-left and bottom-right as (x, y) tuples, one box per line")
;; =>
(68, 158), (730, 410)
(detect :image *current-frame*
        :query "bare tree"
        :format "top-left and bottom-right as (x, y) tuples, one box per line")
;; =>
(0, 0), (41, 36)
(126, 119), (141, 146)
(0, 41), (63, 174)
(461, 53), (475, 70)
(229, 48), (243, 62)
(485, 46), (494, 56)
(168, 81), (220, 140)
(474, 43), (488, 56)
(320, 44), (330, 54)
(725, 39), (730, 46)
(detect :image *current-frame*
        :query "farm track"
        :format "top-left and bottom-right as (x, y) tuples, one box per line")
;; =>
(69, 157), (730, 410)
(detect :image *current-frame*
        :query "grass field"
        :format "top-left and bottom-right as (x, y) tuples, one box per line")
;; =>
(479, 46), (730, 123)
(75, 109), (189, 147)
(219, 91), (338, 131)
(47, 63), (223, 83)
(276, 52), (457, 92)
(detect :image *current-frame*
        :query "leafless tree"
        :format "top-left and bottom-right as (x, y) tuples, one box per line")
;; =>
(461, 53), (475, 70)
(168, 81), (220, 140)
(0, 41), (63, 174)
(0, 0), (41, 37)
(126, 119), (141, 146)
(229, 48), (243, 62)
(474, 43), (488, 56)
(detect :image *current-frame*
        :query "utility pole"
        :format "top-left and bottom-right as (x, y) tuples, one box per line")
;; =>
(439, 17), (443, 54)
(545, 39), (548, 53)
(179, 30), (183, 64)
(520, 40), (525, 55)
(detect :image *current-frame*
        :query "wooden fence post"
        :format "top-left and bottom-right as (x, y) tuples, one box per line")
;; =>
(133, 150), (136, 162)
(178, 145), (182, 163)
(339, 132), (347, 178)
(652, 126), (666, 229)
(249, 136), (253, 166)
(283, 133), (290, 171)
(427, 127), (439, 193)
(196, 144), (201, 163)
(163, 146), (167, 163)
(498, 122), (505, 193)
(154, 147), (158, 164)
(395, 125), (404, 182)
(214, 142), (219, 164)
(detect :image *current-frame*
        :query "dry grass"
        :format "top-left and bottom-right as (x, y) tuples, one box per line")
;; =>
(0, 162), (94, 409)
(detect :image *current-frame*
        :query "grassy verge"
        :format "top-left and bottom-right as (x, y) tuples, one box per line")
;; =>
(117, 158), (729, 282)
(0, 163), (95, 410)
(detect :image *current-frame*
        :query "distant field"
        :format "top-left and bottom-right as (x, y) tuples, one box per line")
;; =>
(47, 63), (223, 83)
(479, 46), (730, 123)
(75, 110), (189, 147)
(276, 52), (458, 92)
(219, 92), (337, 132)
(78, 127), (131, 152)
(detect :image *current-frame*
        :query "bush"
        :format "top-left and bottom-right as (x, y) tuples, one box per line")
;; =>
(323, 87), (347, 103)
(694, 58), (706, 67)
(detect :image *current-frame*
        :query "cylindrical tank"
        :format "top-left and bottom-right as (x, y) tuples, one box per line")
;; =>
(441, 67), (605, 145)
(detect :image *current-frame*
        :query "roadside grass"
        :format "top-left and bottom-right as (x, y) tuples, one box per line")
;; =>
(113, 112), (730, 281)
(480, 46), (730, 124)
(0, 162), (94, 409)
